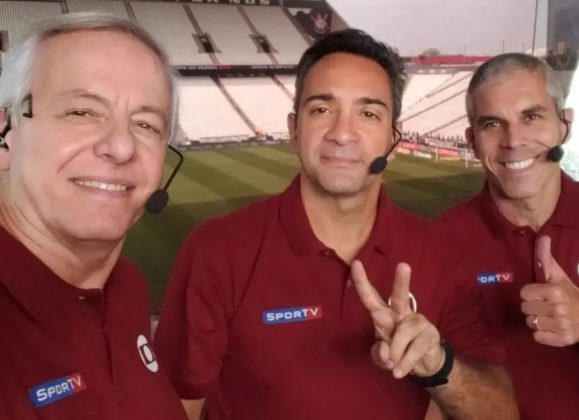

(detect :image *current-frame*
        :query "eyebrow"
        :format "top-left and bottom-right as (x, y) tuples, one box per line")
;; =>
(302, 93), (389, 109)
(57, 89), (168, 125)
(475, 104), (549, 127)
(521, 105), (547, 116)
(58, 89), (110, 106)
(358, 97), (388, 109)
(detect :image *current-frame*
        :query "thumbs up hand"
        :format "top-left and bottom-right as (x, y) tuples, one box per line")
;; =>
(520, 236), (579, 346)
(351, 260), (445, 379)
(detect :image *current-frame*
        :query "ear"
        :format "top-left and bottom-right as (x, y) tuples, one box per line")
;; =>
(560, 108), (573, 142)
(0, 108), (7, 131)
(395, 121), (403, 138)
(287, 112), (297, 143)
(0, 110), (10, 172)
(563, 107), (574, 124)
(465, 126), (479, 159)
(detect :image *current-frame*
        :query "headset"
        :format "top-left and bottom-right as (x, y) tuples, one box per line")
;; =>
(545, 113), (571, 163)
(0, 94), (182, 214)
(368, 127), (403, 174)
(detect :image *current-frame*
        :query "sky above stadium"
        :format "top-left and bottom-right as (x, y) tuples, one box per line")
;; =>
(329, 0), (549, 56)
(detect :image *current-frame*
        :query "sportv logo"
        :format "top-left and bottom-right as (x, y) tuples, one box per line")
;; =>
(476, 272), (514, 286)
(263, 306), (322, 325)
(29, 373), (87, 408)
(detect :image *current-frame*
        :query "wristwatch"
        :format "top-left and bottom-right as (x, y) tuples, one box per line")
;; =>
(410, 339), (454, 387)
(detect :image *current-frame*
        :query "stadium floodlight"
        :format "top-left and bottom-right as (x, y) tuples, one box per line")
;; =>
(561, 70), (579, 180)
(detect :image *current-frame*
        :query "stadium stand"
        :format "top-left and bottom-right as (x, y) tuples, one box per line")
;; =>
(131, 1), (213, 66)
(0, 1), (61, 45)
(190, 3), (272, 66)
(221, 77), (293, 136)
(67, 0), (129, 19)
(400, 71), (472, 141)
(178, 77), (254, 142)
(401, 71), (472, 121)
(401, 74), (453, 112)
(430, 115), (469, 139)
(0, 0), (483, 147)
(276, 75), (297, 96)
(241, 6), (309, 65)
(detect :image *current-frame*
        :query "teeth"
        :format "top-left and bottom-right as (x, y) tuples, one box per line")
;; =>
(75, 180), (128, 192)
(505, 158), (535, 170)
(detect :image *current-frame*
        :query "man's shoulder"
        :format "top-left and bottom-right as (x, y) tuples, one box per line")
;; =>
(392, 205), (454, 240)
(437, 194), (482, 228)
(187, 193), (281, 249)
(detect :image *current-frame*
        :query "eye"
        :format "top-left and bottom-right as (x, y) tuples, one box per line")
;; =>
(524, 113), (541, 121)
(482, 120), (501, 130)
(137, 122), (161, 135)
(310, 107), (330, 115)
(65, 109), (94, 118)
(362, 111), (379, 120)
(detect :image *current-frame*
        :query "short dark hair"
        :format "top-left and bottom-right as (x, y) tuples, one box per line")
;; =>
(294, 28), (406, 125)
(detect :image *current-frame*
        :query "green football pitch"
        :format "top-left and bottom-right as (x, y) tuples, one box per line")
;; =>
(123, 144), (485, 308)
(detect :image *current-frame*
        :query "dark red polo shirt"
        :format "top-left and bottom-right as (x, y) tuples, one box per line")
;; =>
(155, 176), (504, 420)
(0, 228), (187, 420)
(438, 173), (579, 420)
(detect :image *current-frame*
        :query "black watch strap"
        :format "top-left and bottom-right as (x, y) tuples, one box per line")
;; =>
(410, 339), (454, 388)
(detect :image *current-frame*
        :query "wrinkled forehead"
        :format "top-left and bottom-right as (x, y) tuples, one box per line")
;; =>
(31, 29), (172, 101)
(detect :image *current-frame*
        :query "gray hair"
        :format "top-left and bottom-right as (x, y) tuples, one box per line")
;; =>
(465, 53), (565, 124)
(0, 12), (179, 143)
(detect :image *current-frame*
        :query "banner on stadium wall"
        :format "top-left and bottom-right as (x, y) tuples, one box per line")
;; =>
(412, 151), (433, 160)
(399, 141), (421, 151)
(437, 147), (460, 158)
(547, 0), (579, 71)
(396, 148), (411, 155)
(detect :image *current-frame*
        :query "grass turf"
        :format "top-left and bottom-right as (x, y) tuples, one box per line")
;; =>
(122, 144), (485, 308)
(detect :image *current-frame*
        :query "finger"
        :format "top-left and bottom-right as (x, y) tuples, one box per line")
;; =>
(521, 301), (570, 317)
(525, 315), (571, 333)
(536, 235), (570, 285)
(351, 260), (387, 312)
(520, 283), (569, 303)
(388, 314), (426, 367)
(533, 330), (576, 347)
(372, 312), (396, 340)
(390, 262), (412, 317)
(371, 341), (392, 369)
(392, 331), (437, 379)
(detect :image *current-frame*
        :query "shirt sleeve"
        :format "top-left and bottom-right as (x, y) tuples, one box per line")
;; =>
(154, 231), (229, 399)
(438, 255), (505, 366)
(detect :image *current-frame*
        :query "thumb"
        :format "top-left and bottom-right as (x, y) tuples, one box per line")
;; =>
(536, 236), (566, 284)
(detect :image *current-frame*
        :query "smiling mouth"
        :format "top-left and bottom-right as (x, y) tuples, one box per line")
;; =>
(74, 179), (130, 192)
(502, 157), (536, 170)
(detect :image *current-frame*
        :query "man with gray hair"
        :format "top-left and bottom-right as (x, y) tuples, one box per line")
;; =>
(0, 13), (187, 419)
(439, 53), (577, 418)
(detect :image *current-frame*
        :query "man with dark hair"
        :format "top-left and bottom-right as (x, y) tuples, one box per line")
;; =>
(439, 52), (577, 419)
(155, 29), (517, 420)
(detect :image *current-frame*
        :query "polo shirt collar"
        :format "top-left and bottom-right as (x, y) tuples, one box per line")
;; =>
(0, 226), (121, 322)
(279, 176), (396, 258)
(477, 172), (579, 239)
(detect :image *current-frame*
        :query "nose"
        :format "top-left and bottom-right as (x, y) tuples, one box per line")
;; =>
(93, 119), (136, 165)
(500, 122), (527, 149)
(324, 110), (358, 145)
